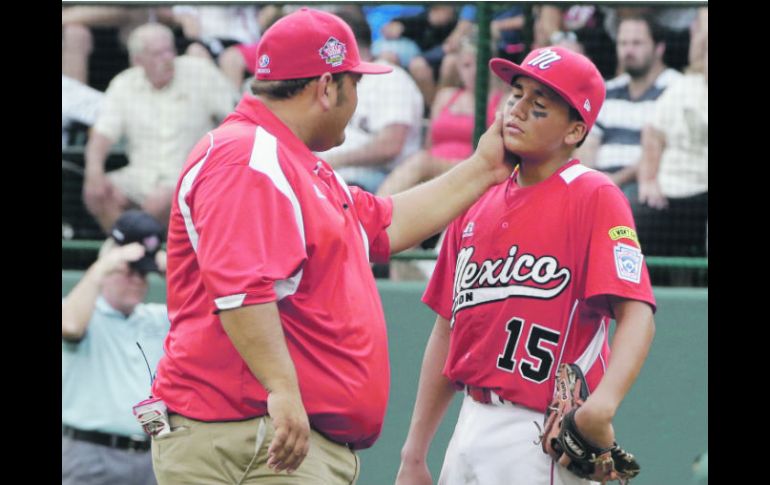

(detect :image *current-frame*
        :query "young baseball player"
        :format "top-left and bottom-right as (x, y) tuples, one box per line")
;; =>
(396, 46), (657, 485)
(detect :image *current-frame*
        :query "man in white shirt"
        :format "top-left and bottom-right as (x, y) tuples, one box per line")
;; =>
(83, 23), (238, 232)
(575, 14), (682, 198)
(319, 11), (424, 193)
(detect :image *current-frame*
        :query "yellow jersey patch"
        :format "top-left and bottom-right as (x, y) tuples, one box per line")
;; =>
(609, 226), (640, 246)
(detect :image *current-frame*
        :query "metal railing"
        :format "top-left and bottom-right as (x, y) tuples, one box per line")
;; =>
(62, 240), (707, 270)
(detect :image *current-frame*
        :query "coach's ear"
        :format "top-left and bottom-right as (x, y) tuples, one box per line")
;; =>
(316, 72), (336, 111)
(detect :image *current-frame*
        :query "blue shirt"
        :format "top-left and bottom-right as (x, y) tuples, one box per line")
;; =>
(62, 297), (169, 437)
(363, 4), (425, 42)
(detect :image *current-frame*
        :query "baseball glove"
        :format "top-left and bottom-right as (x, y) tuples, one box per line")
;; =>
(536, 363), (640, 484)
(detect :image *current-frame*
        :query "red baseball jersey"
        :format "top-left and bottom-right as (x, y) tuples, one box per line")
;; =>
(152, 94), (393, 449)
(423, 160), (656, 413)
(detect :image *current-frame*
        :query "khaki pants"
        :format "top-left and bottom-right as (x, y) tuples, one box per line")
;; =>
(151, 414), (359, 485)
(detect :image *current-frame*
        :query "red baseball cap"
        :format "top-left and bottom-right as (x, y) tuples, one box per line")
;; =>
(490, 46), (606, 130)
(255, 8), (392, 80)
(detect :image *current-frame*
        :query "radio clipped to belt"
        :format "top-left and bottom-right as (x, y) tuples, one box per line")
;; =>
(133, 396), (170, 437)
(132, 342), (170, 437)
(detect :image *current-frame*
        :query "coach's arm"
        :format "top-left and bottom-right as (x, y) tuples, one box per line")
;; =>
(387, 114), (512, 253)
(219, 303), (310, 474)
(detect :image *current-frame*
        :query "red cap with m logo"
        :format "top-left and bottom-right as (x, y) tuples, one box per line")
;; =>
(490, 47), (606, 130)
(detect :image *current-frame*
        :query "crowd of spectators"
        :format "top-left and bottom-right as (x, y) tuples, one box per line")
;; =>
(63, 3), (707, 261)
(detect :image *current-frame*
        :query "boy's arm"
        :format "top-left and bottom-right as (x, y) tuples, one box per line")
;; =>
(574, 297), (655, 446)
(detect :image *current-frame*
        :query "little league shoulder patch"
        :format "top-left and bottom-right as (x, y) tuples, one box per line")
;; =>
(614, 243), (643, 284)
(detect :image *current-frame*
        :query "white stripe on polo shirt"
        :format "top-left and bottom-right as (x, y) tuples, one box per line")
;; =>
(179, 132), (215, 252)
(332, 171), (370, 262)
(180, 128), (306, 308)
(249, 127), (305, 301)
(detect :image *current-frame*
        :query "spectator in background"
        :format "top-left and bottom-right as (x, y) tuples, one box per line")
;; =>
(170, 5), (261, 62)
(62, 74), (103, 148)
(375, 5), (469, 108)
(218, 7), (284, 91)
(634, 7), (707, 257)
(549, 29), (585, 54)
(62, 210), (169, 485)
(459, 4), (526, 61)
(532, 4), (617, 78)
(575, 14), (682, 199)
(318, 11), (424, 193)
(364, 3), (425, 45)
(169, 5), (282, 91)
(604, 6), (698, 73)
(62, 5), (160, 89)
(368, 4), (426, 68)
(378, 32), (505, 198)
(429, 4), (526, 103)
(377, 32), (505, 281)
(83, 23), (238, 232)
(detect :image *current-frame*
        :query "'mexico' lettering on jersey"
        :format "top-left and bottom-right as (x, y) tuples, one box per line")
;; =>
(452, 245), (571, 316)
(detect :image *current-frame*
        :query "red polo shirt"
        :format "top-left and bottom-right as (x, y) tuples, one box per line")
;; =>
(153, 94), (393, 449)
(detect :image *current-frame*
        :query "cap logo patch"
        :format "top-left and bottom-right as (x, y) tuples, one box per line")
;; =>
(257, 54), (271, 74)
(584, 99), (591, 112)
(527, 48), (562, 70)
(319, 37), (347, 67)
(143, 235), (160, 252)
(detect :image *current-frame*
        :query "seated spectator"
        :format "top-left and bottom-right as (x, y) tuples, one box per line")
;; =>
(170, 5), (260, 59)
(62, 74), (103, 148)
(317, 11), (424, 193)
(605, 6), (698, 73)
(217, 6), (283, 91)
(62, 210), (169, 485)
(170, 5), (272, 90)
(364, 3), (425, 46)
(83, 23), (238, 232)
(575, 14), (682, 200)
(634, 7), (707, 257)
(549, 29), (585, 54)
(459, 4), (526, 61)
(377, 34), (504, 198)
(377, 33), (504, 281)
(532, 4), (617, 77)
(374, 5), (467, 108)
(62, 5), (159, 89)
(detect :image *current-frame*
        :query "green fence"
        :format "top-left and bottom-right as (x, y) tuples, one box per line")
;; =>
(62, 273), (707, 485)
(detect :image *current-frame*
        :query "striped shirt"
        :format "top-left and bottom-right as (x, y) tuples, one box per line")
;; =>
(590, 68), (682, 171)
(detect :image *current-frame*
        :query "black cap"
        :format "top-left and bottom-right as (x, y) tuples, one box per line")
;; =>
(110, 210), (165, 274)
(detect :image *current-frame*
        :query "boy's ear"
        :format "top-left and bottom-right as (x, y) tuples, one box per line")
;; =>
(565, 121), (588, 146)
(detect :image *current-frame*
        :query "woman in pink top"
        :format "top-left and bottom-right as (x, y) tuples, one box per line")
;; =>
(378, 35), (504, 197)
